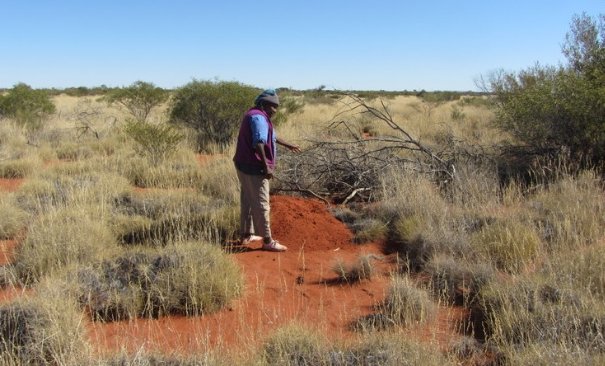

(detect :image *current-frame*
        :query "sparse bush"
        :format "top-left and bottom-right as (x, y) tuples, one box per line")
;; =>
(0, 83), (55, 130)
(102, 80), (168, 122)
(123, 119), (185, 164)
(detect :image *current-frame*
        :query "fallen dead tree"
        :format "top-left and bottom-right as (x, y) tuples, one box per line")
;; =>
(275, 94), (465, 204)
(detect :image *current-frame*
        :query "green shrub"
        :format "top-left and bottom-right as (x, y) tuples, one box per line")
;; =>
(487, 13), (605, 167)
(0, 83), (55, 130)
(169, 80), (259, 152)
(123, 120), (185, 164)
(101, 80), (168, 122)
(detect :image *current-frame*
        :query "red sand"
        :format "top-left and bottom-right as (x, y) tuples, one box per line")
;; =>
(0, 178), (24, 192)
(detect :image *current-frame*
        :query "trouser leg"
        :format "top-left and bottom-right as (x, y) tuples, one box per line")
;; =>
(236, 169), (271, 239)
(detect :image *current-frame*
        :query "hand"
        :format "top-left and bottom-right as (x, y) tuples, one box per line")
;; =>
(288, 144), (301, 153)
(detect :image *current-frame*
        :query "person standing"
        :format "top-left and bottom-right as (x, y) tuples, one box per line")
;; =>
(233, 89), (300, 251)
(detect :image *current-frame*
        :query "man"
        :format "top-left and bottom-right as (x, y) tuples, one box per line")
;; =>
(233, 89), (301, 251)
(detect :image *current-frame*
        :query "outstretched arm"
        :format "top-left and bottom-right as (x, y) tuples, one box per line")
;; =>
(276, 138), (301, 153)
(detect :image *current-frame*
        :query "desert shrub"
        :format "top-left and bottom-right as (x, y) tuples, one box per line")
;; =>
(471, 217), (542, 273)
(0, 83), (55, 130)
(486, 13), (605, 167)
(169, 80), (259, 152)
(0, 281), (91, 364)
(0, 195), (28, 239)
(123, 120), (185, 165)
(261, 323), (326, 366)
(74, 242), (243, 321)
(332, 254), (375, 283)
(382, 275), (436, 327)
(12, 206), (118, 285)
(101, 80), (168, 122)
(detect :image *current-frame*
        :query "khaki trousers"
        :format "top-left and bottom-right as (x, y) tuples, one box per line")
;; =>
(236, 169), (271, 239)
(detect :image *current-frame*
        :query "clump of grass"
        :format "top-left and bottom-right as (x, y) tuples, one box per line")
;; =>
(113, 190), (238, 245)
(351, 275), (436, 331)
(426, 254), (494, 306)
(103, 351), (226, 366)
(72, 241), (243, 321)
(473, 276), (605, 353)
(54, 142), (94, 161)
(471, 217), (542, 273)
(0, 158), (38, 178)
(530, 169), (605, 251)
(117, 150), (204, 189)
(333, 332), (453, 366)
(332, 254), (376, 283)
(0, 280), (91, 364)
(260, 323), (326, 366)
(12, 206), (119, 285)
(382, 275), (436, 327)
(16, 171), (132, 213)
(0, 195), (29, 239)
(194, 155), (240, 204)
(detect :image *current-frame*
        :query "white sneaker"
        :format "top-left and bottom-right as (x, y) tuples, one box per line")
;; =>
(262, 240), (288, 252)
(241, 235), (263, 245)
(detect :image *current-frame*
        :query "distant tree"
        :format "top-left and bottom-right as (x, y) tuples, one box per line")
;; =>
(486, 13), (605, 167)
(102, 81), (168, 122)
(0, 83), (56, 130)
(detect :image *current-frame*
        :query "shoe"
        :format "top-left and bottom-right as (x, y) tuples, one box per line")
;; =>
(241, 235), (263, 245)
(262, 240), (288, 252)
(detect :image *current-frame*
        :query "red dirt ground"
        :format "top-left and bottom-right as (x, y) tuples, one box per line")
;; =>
(0, 172), (468, 358)
(88, 195), (468, 356)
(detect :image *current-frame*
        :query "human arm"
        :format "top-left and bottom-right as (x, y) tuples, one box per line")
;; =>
(276, 137), (301, 153)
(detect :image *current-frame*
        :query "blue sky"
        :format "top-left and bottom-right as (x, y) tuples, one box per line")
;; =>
(1, 1), (602, 91)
